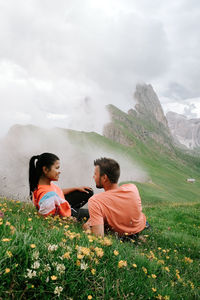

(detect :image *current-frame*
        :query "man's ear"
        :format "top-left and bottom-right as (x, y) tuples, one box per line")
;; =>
(103, 174), (109, 182)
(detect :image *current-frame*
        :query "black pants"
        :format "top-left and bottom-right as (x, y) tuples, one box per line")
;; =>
(64, 189), (93, 220)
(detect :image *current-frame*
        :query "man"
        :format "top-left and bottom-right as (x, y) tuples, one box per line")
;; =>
(83, 157), (147, 237)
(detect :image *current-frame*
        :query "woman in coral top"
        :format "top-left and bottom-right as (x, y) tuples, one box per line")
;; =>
(29, 153), (93, 218)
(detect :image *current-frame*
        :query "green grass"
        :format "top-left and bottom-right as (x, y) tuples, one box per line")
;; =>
(1, 110), (200, 299)
(0, 198), (199, 299)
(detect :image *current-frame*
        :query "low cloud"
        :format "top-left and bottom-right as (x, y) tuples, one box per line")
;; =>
(0, 125), (148, 200)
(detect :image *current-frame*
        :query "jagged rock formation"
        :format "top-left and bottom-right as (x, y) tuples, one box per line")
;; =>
(166, 111), (200, 149)
(134, 84), (169, 128)
(104, 84), (173, 148)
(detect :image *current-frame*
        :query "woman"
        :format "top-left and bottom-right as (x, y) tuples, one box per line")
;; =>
(29, 152), (93, 219)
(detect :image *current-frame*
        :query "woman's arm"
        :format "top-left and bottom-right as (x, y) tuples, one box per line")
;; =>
(62, 186), (92, 195)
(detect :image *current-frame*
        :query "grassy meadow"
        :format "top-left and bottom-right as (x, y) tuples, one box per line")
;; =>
(0, 125), (200, 299)
(0, 194), (199, 299)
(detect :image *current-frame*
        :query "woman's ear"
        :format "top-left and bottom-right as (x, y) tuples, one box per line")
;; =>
(42, 166), (49, 175)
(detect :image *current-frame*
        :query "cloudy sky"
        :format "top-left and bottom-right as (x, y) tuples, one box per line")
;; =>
(0, 0), (200, 137)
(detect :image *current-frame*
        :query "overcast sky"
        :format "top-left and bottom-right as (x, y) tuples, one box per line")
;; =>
(0, 0), (200, 137)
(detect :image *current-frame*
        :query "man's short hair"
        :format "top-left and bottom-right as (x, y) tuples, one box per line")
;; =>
(94, 157), (120, 183)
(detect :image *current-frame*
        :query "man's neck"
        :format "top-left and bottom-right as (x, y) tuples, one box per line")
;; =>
(104, 183), (118, 191)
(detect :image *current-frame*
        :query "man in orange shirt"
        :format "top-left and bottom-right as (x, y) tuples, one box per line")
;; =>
(83, 157), (148, 238)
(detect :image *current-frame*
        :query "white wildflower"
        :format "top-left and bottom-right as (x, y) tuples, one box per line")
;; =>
(66, 246), (72, 252)
(26, 269), (37, 278)
(48, 244), (58, 252)
(32, 261), (40, 269)
(46, 276), (49, 283)
(56, 264), (65, 274)
(32, 250), (39, 260)
(44, 264), (51, 272)
(80, 262), (88, 270)
(54, 286), (63, 296)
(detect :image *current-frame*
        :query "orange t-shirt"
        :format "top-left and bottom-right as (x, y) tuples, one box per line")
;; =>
(33, 182), (71, 217)
(88, 184), (146, 235)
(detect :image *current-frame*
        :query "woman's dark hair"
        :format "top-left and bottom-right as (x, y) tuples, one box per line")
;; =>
(94, 157), (120, 183)
(29, 152), (59, 200)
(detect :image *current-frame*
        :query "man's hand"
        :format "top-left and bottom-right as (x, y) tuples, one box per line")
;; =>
(77, 186), (93, 193)
(91, 224), (104, 237)
(82, 221), (90, 231)
(82, 222), (104, 237)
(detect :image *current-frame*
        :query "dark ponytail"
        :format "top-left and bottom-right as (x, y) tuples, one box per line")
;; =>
(29, 153), (59, 200)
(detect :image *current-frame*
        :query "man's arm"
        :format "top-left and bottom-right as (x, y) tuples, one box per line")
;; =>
(83, 197), (105, 237)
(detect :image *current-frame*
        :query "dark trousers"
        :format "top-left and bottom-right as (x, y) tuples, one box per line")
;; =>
(64, 189), (93, 220)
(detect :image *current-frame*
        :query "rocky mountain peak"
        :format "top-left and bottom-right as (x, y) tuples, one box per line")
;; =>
(103, 83), (173, 148)
(134, 84), (168, 128)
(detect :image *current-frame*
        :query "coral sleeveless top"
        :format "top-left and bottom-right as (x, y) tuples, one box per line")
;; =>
(33, 182), (71, 217)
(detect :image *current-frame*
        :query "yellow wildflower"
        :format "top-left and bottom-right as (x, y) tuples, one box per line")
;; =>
(118, 260), (127, 268)
(28, 218), (32, 222)
(184, 257), (193, 263)
(102, 237), (112, 246)
(63, 252), (70, 259)
(176, 273), (181, 280)
(152, 288), (157, 292)
(132, 264), (137, 268)
(113, 250), (119, 256)
(91, 268), (96, 275)
(5, 268), (10, 273)
(10, 225), (15, 232)
(80, 247), (90, 256)
(77, 254), (84, 260)
(5, 221), (11, 226)
(51, 275), (57, 280)
(151, 274), (157, 279)
(30, 244), (36, 249)
(164, 267), (170, 272)
(142, 267), (147, 274)
(2, 238), (11, 242)
(88, 296), (92, 300)
(94, 247), (104, 258)
(6, 251), (13, 257)
(188, 281), (194, 289)
(94, 258), (99, 264)
(157, 260), (165, 265)
(76, 260), (81, 266)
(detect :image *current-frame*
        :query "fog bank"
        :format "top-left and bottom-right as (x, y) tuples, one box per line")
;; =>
(0, 125), (148, 201)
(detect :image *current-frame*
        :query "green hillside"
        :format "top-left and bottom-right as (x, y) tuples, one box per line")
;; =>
(0, 105), (200, 299)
